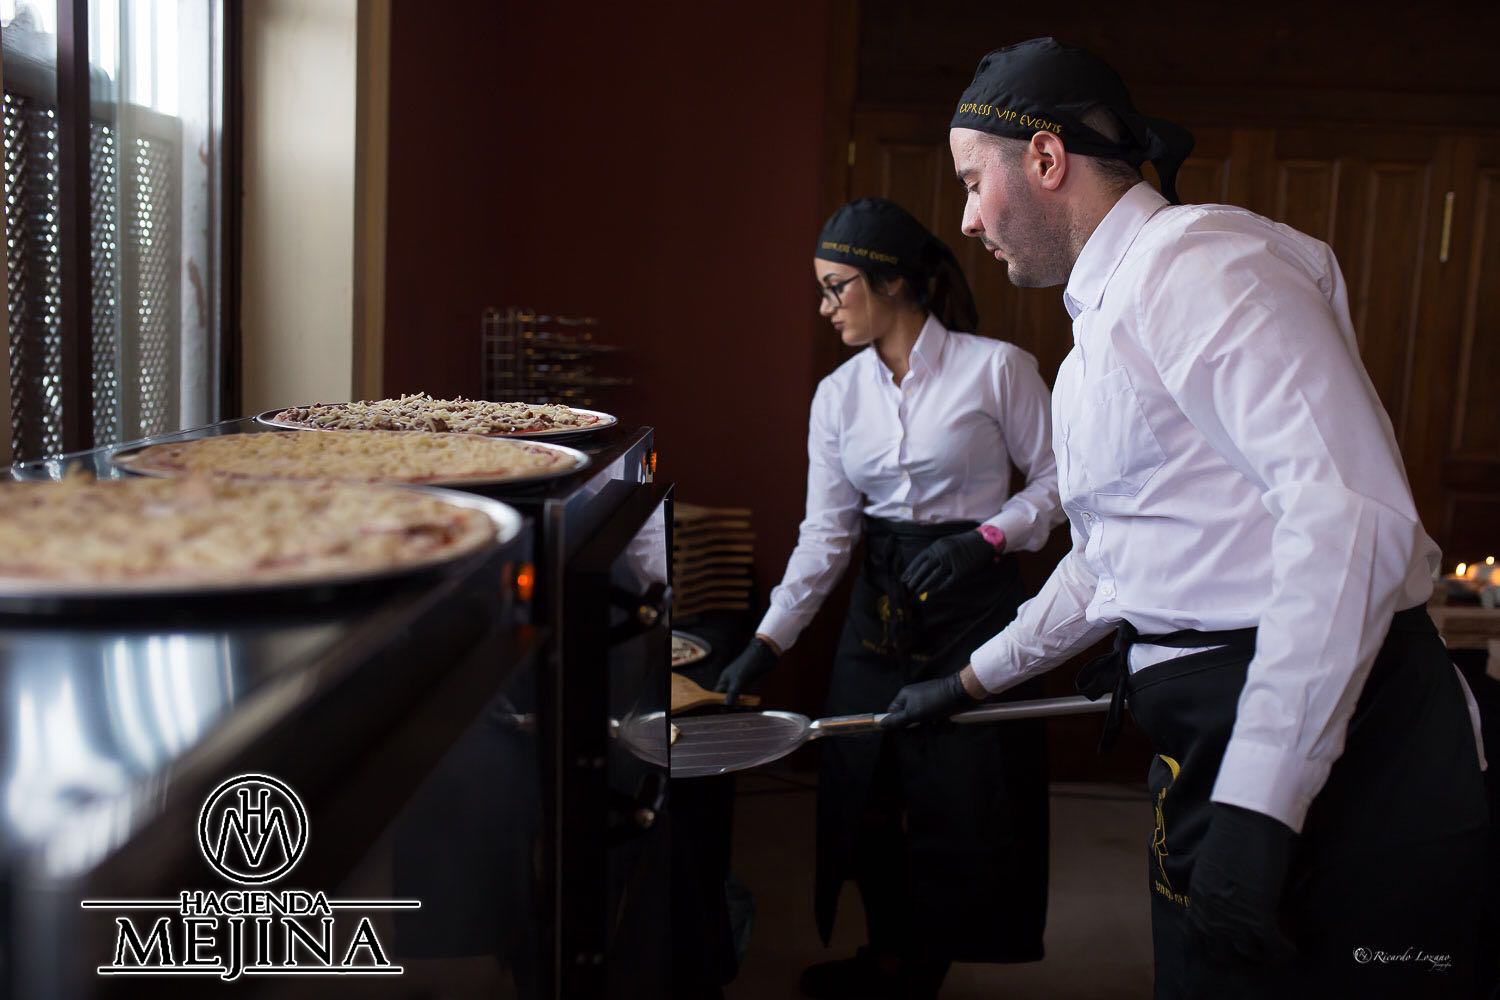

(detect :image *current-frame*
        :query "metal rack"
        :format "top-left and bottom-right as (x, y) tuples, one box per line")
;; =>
(481, 306), (632, 408)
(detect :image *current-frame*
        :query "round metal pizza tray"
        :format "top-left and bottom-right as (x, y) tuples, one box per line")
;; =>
(0, 485), (524, 602)
(255, 405), (618, 440)
(671, 630), (712, 668)
(107, 435), (590, 489)
(613, 710), (669, 769)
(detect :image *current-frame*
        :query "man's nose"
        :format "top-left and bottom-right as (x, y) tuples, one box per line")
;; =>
(961, 202), (982, 238)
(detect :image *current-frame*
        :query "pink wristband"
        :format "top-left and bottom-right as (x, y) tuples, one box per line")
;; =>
(978, 524), (1006, 555)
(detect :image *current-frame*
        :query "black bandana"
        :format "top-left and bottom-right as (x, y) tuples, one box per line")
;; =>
(815, 198), (940, 280)
(951, 37), (1195, 204)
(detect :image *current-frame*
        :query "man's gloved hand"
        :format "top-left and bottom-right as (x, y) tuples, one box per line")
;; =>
(899, 531), (996, 598)
(879, 671), (979, 730)
(714, 638), (779, 706)
(1186, 804), (1298, 967)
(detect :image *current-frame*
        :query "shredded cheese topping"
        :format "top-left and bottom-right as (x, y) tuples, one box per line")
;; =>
(0, 477), (493, 586)
(120, 430), (573, 483)
(672, 634), (708, 666)
(274, 393), (602, 434)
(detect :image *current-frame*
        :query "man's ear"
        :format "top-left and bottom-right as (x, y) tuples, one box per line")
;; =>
(1031, 131), (1068, 192)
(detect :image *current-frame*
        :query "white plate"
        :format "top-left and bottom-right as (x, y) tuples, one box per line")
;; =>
(0, 486), (523, 600)
(108, 435), (590, 489)
(255, 405), (618, 440)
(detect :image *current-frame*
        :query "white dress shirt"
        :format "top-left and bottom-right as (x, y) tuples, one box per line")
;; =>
(969, 182), (1483, 832)
(758, 314), (1063, 653)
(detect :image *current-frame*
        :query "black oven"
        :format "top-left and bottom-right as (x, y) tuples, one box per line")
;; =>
(0, 421), (672, 999)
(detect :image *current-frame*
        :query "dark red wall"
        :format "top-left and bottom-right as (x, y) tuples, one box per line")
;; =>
(384, 1), (841, 707)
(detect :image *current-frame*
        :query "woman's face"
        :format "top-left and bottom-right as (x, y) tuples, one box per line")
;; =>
(815, 259), (896, 348)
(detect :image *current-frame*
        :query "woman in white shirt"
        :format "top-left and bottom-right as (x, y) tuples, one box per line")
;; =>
(715, 198), (1065, 999)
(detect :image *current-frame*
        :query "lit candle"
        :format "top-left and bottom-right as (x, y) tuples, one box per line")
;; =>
(1445, 562), (1482, 600)
(1477, 557), (1498, 585)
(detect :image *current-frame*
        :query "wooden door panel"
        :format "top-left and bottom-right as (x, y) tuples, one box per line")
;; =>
(1348, 160), (1435, 437)
(1174, 155), (1232, 206)
(1439, 142), (1500, 558)
(1262, 131), (1445, 454)
(1453, 165), (1500, 458)
(1274, 159), (1342, 243)
(874, 142), (946, 227)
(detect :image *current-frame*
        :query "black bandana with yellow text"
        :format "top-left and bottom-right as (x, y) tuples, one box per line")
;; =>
(952, 37), (1195, 204)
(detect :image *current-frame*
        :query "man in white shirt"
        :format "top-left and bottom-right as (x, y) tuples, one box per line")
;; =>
(882, 37), (1489, 998)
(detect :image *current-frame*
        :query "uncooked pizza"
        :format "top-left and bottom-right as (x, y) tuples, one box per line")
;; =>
(0, 476), (496, 589)
(114, 430), (577, 485)
(672, 633), (709, 667)
(272, 393), (604, 435)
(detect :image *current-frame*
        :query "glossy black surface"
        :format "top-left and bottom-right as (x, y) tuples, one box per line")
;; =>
(0, 418), (658, 998)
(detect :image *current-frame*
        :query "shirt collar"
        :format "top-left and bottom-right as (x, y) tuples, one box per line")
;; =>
(863, 312), (948, 380)
(908, 313), (947, 375)
(1063, 182), (1168, 321)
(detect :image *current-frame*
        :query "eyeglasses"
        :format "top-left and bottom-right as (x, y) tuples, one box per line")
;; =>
(818, 274), (863, 309)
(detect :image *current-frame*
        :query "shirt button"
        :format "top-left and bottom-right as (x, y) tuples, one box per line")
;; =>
(1082, 511), (1094, 522)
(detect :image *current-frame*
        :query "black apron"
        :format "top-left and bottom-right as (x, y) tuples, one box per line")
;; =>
(814, 516), (1049, 963)
(1079, 606), (1489, 998)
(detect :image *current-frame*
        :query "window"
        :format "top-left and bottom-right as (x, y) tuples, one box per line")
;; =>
(2, 0), (232, 462)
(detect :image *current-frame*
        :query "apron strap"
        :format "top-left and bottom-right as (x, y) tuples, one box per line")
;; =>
(1075, 620), (1138, 753)
(1075, 621), (1257, 753)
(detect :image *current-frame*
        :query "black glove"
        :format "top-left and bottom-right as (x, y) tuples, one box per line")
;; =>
(899, 531), (995, 598)
(879, 671), (979, 730)
(714, 638), (779, 706)
(1186, 804), (1298, 967)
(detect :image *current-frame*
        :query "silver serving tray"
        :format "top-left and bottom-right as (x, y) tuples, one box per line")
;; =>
(0, 485), (523, 600)
(108, 435), (590, 489)
(671, 630), (712, 667)
(255, 404), (618, 439)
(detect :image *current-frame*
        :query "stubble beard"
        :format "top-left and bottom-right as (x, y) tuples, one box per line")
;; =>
(991, 174), (1072, 289)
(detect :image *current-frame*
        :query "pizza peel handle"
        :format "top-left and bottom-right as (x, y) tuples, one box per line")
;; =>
(669, 694), (1110, 779)
(807, 694), (1108, 736)
(950, 694), (1109, 724)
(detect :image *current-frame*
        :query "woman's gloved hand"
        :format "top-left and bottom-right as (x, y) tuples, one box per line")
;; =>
(714, 637), (780, 706)
(899, 530), (997, 598)
(1186, 803), (1298, 967)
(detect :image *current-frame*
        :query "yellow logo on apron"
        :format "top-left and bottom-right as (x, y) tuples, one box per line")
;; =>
(1152, 754), (1190, 906)
(862, 593), (902, 654)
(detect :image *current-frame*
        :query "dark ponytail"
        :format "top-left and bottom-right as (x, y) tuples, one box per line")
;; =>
(865, 238), (981, 333)
(922, 239), (979, 333)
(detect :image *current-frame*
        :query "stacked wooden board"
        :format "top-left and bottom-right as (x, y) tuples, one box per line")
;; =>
(673, 502), (753, 619)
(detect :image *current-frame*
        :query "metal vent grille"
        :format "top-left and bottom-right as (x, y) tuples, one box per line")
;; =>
(89, 122), (121, 446)
(127, 134), (177, 439)
(3, 93), (65, 462)
(3, 85), (184, 461)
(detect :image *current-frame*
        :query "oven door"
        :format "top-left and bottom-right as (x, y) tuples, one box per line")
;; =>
(558, 482), (672, 999)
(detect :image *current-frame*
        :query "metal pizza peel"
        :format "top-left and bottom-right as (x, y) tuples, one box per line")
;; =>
(669, 695), (1109, 779)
